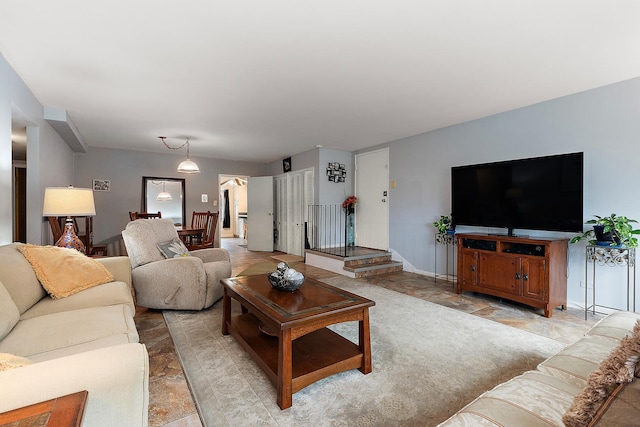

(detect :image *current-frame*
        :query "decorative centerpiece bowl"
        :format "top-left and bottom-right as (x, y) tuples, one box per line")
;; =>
(267, 262), (305, 292)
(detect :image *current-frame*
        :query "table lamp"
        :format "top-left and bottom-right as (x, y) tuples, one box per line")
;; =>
(43, 187), (96, 254)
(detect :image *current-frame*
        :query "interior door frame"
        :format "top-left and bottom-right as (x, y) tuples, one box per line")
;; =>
(219, 174), (248, 238)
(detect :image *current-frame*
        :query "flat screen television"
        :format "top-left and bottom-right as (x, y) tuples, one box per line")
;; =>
(451, 152), (583, 235)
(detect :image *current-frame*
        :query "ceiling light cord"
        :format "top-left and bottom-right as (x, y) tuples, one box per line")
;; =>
(159, 136), (190, 151)
(158, 136), (201, 173)
(186, 140), (192, 160)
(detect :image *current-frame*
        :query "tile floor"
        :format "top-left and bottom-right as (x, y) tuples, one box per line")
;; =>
(135, 238), (604, 427)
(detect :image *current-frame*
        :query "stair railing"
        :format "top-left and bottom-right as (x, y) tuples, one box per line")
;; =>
(306, 204), (351, 257)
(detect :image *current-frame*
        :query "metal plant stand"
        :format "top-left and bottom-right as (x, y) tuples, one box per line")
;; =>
(585, 245), (636, 320)
(434, 233), (457, 285)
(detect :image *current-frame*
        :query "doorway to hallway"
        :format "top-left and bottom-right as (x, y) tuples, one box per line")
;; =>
(219, 175), (248, 240)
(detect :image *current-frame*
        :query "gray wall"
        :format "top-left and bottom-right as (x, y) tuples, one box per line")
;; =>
(267, 147), (353, 205)
(73, 146), (267, 255)
(267, 149), (318, 205)
(1, 54), (75, 245)
(318, 148), (354, 205)
(267, 149), (319, 178)
(357, 76), (640, 311)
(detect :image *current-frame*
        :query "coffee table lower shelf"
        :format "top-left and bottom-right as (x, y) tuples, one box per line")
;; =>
(229, 312), (363, 399)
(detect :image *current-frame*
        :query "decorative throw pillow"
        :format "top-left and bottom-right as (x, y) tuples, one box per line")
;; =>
(157, 238), (191, 259)
(0, 353), (32, 372)
(18, 244), (114, 299)
(563, 320), (640, 427)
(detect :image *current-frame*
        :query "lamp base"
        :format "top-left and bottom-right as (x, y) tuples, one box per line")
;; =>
(55, 220), (86, 254)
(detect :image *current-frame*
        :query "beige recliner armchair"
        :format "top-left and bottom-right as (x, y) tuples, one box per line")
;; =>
(122, 219), (231, 310)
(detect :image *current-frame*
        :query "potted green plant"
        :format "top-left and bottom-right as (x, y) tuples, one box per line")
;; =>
(434, 214), (454, 235)
(570, 214), (640, 248)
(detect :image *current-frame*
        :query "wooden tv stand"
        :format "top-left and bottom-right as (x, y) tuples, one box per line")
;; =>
(456, 233), (568, 318)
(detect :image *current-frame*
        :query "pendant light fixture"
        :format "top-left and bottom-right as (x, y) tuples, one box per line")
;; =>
(159, 136), (201, 173)
(156, 181), (173, 201)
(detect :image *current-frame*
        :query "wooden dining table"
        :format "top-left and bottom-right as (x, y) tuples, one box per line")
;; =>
(175, 226), (204, 246)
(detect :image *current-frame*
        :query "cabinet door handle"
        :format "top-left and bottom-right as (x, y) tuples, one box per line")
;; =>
(523, 274), (528, 281)
(515, 273), (521, 280)
(470, 265), (476, 272)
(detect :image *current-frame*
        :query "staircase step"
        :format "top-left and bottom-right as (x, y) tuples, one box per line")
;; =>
(305, 247), (401, 278)
(344, 254), (393, 268)
(343, 260), (403, 278)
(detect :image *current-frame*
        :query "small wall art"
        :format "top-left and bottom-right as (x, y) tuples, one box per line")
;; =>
(326, 162), (346, 183)
(283, 157), (292, 173)
(92, 179), (111, 191)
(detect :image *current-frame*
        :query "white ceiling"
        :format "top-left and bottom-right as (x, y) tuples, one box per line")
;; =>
(2, 1), (639, 163)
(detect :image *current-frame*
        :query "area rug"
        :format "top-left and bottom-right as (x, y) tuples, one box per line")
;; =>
(271, 254), (305, 263)
(163, 276), (565, 426)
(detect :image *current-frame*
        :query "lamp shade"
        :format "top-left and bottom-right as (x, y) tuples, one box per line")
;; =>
(156, 191), (173, 201)
(177, 159), (200, 173)
(43, 187), (96, 216)
(155, 181), (173, 201)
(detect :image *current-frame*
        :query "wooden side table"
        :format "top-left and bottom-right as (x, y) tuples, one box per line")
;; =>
(0, 390), (88, 427)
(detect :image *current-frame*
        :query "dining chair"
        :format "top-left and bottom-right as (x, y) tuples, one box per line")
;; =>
(190, 211), (210, 230)
(129, 211), (162, 221)
(48, 216), (64, 243)
(187, 212), (219, 250)
(185, 211), (210, 246)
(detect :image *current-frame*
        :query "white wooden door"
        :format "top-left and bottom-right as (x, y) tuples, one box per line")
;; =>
(274, 175), (287, 252)
(273, 169), (314, 256)
(355, 148), (389, 250)
(247, 176), (274, 251)
(287, 171), (304, 256)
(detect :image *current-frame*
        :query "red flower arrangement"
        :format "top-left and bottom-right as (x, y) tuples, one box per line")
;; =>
(342, 196), (357, 212)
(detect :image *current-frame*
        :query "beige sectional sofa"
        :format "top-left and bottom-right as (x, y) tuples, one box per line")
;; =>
(438, 311), (640, 426)
(0, 242), (149, 427)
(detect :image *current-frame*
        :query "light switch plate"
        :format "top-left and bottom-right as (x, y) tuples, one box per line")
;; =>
(201, 194), (208, 203)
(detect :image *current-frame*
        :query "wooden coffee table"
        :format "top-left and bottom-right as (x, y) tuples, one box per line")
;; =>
(221, 275), (375, 409)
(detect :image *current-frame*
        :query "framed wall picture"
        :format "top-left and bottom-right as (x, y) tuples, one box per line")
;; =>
(283, 157), (292, 173)
(92, 179), (111, 191)
(326, 162), (347, 183)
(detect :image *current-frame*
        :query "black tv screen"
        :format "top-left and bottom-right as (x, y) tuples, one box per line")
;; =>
(451, 152), (583, 234)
